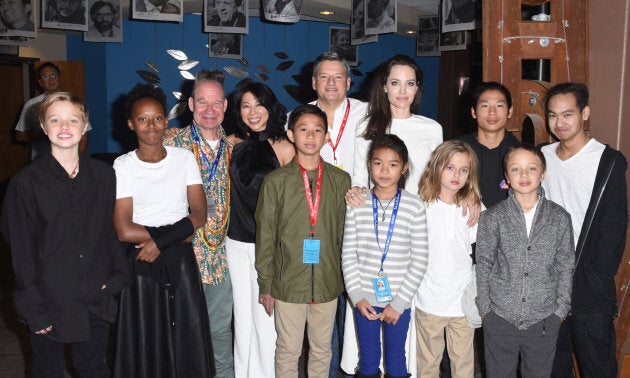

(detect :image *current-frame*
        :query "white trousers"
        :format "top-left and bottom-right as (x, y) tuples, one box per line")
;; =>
(225, 237), (276, 378)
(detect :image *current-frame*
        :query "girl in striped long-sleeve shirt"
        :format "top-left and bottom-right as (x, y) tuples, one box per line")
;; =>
(342, 134), (429, 378)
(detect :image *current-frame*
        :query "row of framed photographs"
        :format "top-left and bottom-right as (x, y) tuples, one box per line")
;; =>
(0, 0), (305, 42)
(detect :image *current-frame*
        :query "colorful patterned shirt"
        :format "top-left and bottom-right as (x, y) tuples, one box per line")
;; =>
(163, 124), (231, 285)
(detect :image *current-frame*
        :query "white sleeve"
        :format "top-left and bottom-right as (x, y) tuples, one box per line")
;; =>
(351, 119), (370, 188)
(183, 150), (203, 186)
(113, 157), (133, 199)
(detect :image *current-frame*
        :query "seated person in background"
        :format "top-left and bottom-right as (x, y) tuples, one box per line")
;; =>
(16, 62), (89, 161)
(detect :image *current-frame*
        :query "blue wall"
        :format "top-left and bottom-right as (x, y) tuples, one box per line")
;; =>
(67, 15), (439, 154)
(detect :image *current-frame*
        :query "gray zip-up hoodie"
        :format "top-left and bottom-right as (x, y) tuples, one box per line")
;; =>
(476, 187), (575, 329)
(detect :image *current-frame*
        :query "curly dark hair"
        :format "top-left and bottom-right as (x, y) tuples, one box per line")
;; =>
(126, 83), (168, 119)
(231, 81), (288, 140)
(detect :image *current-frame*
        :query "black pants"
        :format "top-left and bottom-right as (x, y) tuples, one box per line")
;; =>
(29, 314), (110, 378)
(551, 311), (618, 378)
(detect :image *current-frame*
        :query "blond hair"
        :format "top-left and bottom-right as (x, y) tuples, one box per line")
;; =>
(419, 140), (480, 206)
(39, 91), (89, 128)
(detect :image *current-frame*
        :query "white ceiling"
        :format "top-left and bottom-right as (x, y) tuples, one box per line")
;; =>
(181, 0), (441, 35)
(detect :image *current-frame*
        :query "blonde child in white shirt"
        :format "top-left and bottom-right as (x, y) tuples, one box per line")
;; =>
(415, 141), (482, 377)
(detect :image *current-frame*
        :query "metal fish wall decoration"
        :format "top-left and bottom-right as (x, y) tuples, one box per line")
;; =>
(224, 66), (249, 78)
(167, 49), (188, 61)
(276, 61), (294, 71)
(178, 60), (199, 71)
(168, 102), (187, 120)
(137, 70), (162, 84)
(145, 61), (159, 72)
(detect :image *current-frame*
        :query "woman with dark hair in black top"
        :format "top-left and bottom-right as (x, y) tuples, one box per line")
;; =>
(226, 81), (294, 377)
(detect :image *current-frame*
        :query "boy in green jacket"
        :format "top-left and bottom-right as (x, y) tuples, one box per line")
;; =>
(255, 104), (351, 378)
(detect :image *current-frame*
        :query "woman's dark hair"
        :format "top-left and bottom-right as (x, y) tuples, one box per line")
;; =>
(126, 83), (168, 119)
(231, 82), (288, 140)
(363, 54), (424, 140)
(368, 134), (409, 189)
(471, 81), (512, 109)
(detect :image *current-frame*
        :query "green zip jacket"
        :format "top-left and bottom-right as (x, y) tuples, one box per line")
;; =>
(255, 158), (350, 303)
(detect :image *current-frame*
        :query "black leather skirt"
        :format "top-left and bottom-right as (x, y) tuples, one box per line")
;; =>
(113, 243), (215, 378)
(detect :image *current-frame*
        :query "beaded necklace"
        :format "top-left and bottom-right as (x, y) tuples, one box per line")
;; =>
(190, 124), (231, 251)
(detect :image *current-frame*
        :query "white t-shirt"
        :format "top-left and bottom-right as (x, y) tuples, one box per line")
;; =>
(415, 199), (477, 317)
(113, 146), (202, 227)
(541, 139), (605, 245)
(308, 98), (368, 176)
(353, 114), (443, 193)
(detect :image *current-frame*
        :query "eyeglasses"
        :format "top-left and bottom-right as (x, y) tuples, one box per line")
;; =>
(316, 74), (346, 82)
(41, 73), (59, 80)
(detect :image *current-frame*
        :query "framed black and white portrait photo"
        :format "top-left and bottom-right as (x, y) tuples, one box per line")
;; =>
(209, 32), (242, 59)
(351, 0), (376, 45)
(84, 0), (122, 42)
(42, 0), (88, 31)
(329, 26), (358, 66)
(442, 0), (477, 32)
(205, 0), (248, 33)
(133, 0), (183, 22)
(0, 0), (37, 38)
(365, 0), (396, 35)
(417, 15), (439, 56)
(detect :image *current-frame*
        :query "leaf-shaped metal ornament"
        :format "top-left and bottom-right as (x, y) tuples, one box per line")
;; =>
(274, 51), (288, 59)
(145, 61), (159, 72)
(351, 68), (363, 76)
(276, 61), (294, 71)
(167, 49), (188, 61)
(257, 64), (270, 74)
(239, 57), (249, 67)
(168, 102), (187, 120)
(137, 70), (162, 84)
(223, 66), (249, 78)
(180, 70), (195, 80)
(255, 73), (269, 81)
(236, 78), (254, 89)
(178, 60), (199, 71)
(172, 91), (183, 100)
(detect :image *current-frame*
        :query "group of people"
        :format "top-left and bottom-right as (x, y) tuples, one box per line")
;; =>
(1, 51), (626, 378)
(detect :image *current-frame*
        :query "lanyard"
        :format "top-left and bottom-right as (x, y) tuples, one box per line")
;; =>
(298, 159), (323, 236)
(319, 98), (350, 166)
(372, 188), (401, 275)
(190, 124), (224, 190)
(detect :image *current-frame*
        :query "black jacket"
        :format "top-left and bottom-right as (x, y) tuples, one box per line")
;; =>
(572, 146), (628, 314)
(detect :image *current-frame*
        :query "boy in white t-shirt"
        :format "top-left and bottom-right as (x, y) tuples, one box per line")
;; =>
(543, 83), (628, 378)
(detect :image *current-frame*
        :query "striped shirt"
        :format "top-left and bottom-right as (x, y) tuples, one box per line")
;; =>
(342, 189), (429, 313)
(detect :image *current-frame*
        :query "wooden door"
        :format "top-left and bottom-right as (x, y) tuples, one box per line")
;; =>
(0, 60), (31, 197)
